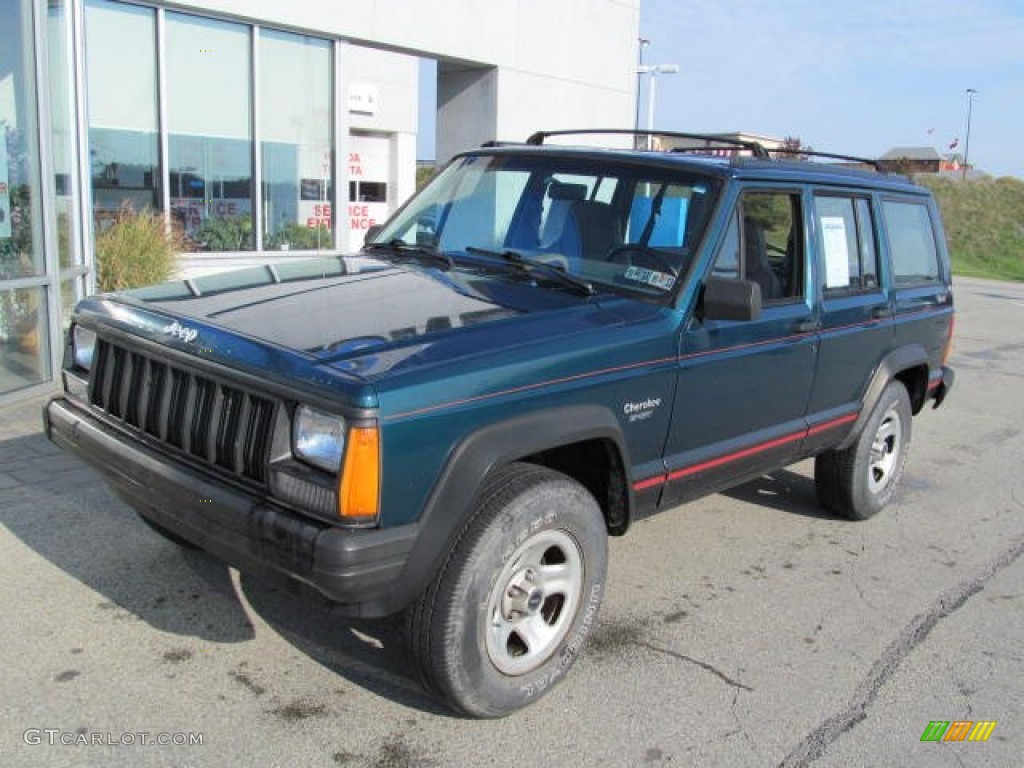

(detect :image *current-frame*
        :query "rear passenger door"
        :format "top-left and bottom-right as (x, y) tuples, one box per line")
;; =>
(663, 187), (817, 506)
(879, 196), (955, 384)
(804, 192), (894, 452)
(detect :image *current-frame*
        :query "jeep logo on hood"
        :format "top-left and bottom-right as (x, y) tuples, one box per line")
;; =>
(164, 320), (198, 343)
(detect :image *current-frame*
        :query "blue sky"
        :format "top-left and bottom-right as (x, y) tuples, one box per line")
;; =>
(636, 0), (1022, 178)
(420, 1), (1021, 178)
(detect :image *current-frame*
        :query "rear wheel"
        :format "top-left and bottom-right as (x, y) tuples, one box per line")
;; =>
(405, 463), (607, 717)
(816, 380), (912, 520)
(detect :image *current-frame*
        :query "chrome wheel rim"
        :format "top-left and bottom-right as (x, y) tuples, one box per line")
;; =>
(485, 528), (584, 676)
(868, 406), (902, 494)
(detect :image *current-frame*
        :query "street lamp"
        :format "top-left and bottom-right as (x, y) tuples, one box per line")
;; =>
(637, 63), (679, 150)
(634, 38), (650, 133)
(962, 88), (977, 180)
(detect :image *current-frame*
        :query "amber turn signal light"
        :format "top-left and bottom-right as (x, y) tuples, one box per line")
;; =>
(338, 425), (380, 522)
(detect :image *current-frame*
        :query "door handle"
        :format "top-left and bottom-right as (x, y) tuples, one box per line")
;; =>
(795, 320), (820, 333)
(871, 306), (892, 320)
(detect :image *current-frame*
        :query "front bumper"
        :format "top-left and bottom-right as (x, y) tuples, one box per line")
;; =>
(43, 397), (418, 617)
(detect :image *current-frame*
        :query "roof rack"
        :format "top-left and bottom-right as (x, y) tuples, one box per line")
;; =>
(517, 129), (886, 172)
(768, 147), (882, 171)
(524, 129), (771, 159)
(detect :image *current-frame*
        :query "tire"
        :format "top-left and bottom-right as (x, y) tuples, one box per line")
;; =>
(815, 380), (913, 521)
(405, 462), (608, 718)
(137, 514), (199, 550)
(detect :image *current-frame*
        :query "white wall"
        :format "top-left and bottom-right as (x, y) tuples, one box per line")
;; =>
(179, 0), (640, 159)
(344, 45), (418, 135)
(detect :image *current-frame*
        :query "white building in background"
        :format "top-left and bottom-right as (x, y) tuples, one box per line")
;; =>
(0, 0), (639, 402)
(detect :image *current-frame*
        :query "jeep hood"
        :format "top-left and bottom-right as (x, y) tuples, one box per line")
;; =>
(112, 255), (634, 381)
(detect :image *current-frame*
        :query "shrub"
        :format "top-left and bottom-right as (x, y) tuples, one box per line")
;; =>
(194, 214), (252, 251)
(918, 175), (1024, 281)
(265, 221), (333, 250)
(94, 203), (182, 292)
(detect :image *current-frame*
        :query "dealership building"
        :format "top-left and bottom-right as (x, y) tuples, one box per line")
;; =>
(0, 0), (638, 402)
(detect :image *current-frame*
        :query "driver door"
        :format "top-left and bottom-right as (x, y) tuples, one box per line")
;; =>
(662, 187), (818, 506)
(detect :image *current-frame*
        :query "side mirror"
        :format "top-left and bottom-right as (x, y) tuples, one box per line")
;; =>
(701, 277), (762, 322)
(365, 224), (384, 243)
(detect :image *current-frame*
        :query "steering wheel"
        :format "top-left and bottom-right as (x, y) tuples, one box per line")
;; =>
(606, 245), (679, 277)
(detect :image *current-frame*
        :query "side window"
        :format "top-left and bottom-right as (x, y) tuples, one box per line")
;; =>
(712, 209), (741, 279)
(881, 200), (941, 286)
(816, 195), (880, 294)
(711, 190), (803, 303)
(856, 199), (879, 288)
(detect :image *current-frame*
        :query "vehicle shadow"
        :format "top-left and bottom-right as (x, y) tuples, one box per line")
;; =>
(0, 430), (446, 716)
(0, 433), (256, 642)
(719, 467), (837, 521)
(237, 575), (450, 716)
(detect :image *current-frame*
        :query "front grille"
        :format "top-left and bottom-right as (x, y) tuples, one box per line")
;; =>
(89, 337), (277, 484)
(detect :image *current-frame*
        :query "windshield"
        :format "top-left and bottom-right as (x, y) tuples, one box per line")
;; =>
(372, 153), (721, 299)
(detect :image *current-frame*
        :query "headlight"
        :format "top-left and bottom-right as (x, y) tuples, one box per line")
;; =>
(293, 405), (345, 473)
(72, 325), (97, 371)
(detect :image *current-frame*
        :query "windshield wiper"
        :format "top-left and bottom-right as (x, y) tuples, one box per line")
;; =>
(364, 239), (454, 270)
(464, 246), (595, 296)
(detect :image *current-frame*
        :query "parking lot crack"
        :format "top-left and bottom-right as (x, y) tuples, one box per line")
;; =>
(729, 684), (764, 760)
(776, 535), (1024, 768)
(636, 639), (753, 692)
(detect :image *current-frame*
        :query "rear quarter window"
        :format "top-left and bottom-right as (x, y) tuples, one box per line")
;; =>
(881, 200), (942, 287)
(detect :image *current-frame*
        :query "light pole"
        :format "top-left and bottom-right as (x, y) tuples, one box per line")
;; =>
(962, 88), (977, 180)
(636, 64), (679, 150)
(634, 38), (650, 135)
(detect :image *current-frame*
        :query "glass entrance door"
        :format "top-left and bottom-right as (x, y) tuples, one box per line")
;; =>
(1, 0), (53, 398)
(1, 0), (85, 402)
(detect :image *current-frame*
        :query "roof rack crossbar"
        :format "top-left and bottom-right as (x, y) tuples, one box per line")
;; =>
(525, 128), (771, 159)
(769, 147), (882, 171)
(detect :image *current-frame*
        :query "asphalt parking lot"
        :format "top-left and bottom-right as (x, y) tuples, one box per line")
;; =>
(1, 276), (1021, 767)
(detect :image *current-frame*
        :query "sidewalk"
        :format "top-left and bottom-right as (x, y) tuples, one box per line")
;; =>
(0, 390), (108, 508)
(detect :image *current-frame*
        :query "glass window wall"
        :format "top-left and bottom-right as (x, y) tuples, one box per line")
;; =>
(166, 13), (252, 251)
(84, 1), (160, 229)
(260, 29), (333, 251)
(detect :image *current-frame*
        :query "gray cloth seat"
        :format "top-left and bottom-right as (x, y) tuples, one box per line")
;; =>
(540, 182), (588, 247)
(561, 200), (621, 264)
(743, 218), (782, 300)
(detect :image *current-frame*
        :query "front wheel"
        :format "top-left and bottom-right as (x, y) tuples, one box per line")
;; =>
(815, 380), (913, 520)
(405, 463), (607, 717)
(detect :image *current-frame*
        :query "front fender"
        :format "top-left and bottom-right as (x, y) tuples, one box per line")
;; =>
(387, 405), (630, 611)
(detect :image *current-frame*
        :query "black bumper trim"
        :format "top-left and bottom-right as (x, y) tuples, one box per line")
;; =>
(44, 397), (418, 617)
(933, 366), (954, 408)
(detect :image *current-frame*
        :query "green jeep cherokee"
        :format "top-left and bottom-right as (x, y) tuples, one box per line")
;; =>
(45, 130), (954, 717)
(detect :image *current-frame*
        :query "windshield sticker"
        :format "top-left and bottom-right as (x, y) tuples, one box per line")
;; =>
(624, 265), (676, 291)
